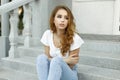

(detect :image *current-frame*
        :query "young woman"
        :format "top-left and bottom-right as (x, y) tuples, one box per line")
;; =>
(36, 5), (84, 80)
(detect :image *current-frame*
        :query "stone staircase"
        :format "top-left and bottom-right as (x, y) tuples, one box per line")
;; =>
(78, 39), (120, 80)
(0, 35), (120, 80)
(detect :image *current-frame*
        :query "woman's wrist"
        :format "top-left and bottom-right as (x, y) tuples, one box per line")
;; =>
(63, 57), (70, 64)
(48, 58), (52, 60)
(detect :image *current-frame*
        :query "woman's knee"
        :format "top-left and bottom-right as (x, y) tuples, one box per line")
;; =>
(36, 54), (48, 64)
(51, 57), (62, 64)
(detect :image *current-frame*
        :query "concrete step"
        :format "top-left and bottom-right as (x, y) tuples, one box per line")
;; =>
(0, 78), (8, 80)
(1, 57), (37, 74)
(78, 64), (120, 80)
(2, 56), (120, 80)
(0, 67), (38, 80)
(17, 36), (43, 47)
(81, 40), (120, 53)
(80, 50), (120, 70)
(17, 46), (44, 57)
(80, 34), (120, 42)
(17, 46), (120, 70)
(1, 56), (120, 80)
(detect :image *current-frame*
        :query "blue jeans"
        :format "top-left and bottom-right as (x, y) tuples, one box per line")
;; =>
(36, 54), (78, 80)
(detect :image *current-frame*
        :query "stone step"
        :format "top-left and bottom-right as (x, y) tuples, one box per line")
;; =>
(17, 46), (44, 57)
(0, 67), (38, 80)
(17, 36), (43, 47)
(1, 57), (120, 80)
(80, 50), (120, 70)
(80, 34), (120, 42)
(81, 40), (120, 53)
(0, 78), (8, 80)
(1, 57), (37, 74)
(17, 46), (120, 70)
(78, 64), (120, 80)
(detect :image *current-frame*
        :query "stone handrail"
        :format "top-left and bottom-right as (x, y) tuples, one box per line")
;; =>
(0, 0), (35, 14)
(0, 0), (37, 58)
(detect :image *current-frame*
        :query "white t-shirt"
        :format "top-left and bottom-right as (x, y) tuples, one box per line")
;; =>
(41, 30), (84, 58)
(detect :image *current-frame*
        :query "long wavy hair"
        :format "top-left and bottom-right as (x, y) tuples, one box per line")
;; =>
(49, 5), (76, 56)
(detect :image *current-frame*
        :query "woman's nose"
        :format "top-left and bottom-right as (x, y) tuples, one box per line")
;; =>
(61, 17), (65, 22)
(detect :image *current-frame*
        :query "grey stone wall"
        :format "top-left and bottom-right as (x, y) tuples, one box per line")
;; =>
(72, 0), (120, 35)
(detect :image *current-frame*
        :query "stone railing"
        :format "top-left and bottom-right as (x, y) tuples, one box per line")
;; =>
(0, 0), (36, 58)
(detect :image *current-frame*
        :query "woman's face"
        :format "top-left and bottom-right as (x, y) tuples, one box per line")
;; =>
(54, 9), (69, 30)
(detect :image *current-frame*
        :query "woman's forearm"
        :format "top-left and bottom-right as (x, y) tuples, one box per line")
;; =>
(63, 58), (75, 69)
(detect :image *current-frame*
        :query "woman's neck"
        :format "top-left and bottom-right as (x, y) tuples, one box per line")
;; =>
(56, 29), (65, 37)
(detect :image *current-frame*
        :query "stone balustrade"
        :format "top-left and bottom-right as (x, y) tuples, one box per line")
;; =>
(0, 0), (35, 14)
(0, 0), (36, 58)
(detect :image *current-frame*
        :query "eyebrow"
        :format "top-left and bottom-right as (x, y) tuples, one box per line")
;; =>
(56, 14), (68, 16)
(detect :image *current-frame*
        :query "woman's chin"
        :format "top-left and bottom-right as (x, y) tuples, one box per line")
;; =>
(58, 27), (67, 30)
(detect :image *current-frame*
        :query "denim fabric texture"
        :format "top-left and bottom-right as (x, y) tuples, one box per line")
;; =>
(36, 54), (78, 80)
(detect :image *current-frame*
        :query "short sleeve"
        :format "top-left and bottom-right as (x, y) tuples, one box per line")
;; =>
(40, 30), (50, 46)
(70, 33), (84, 51)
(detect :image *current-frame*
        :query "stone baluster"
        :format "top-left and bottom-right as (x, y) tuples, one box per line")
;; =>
(1, 0), (10, 58)
(9, 9), (19, 58)
(23, 4), (32, 47)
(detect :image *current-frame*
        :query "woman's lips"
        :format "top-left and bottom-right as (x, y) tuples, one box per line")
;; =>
(59, 24), (65, 27)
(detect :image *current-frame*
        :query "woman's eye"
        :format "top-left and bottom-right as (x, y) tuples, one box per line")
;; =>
(65, 16), (69, 20)
(57, 15), (62, 18)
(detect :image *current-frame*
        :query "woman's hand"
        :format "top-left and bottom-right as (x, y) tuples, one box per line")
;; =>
(64, 53), (79, 65)
(64, 48), (80, 68)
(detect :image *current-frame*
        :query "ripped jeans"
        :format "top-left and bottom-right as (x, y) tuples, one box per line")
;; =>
(36, 54), (78, 80)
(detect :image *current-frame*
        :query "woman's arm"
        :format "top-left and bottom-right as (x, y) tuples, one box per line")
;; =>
(44, 45), (52, 60)
(64, 48), (80, 68)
